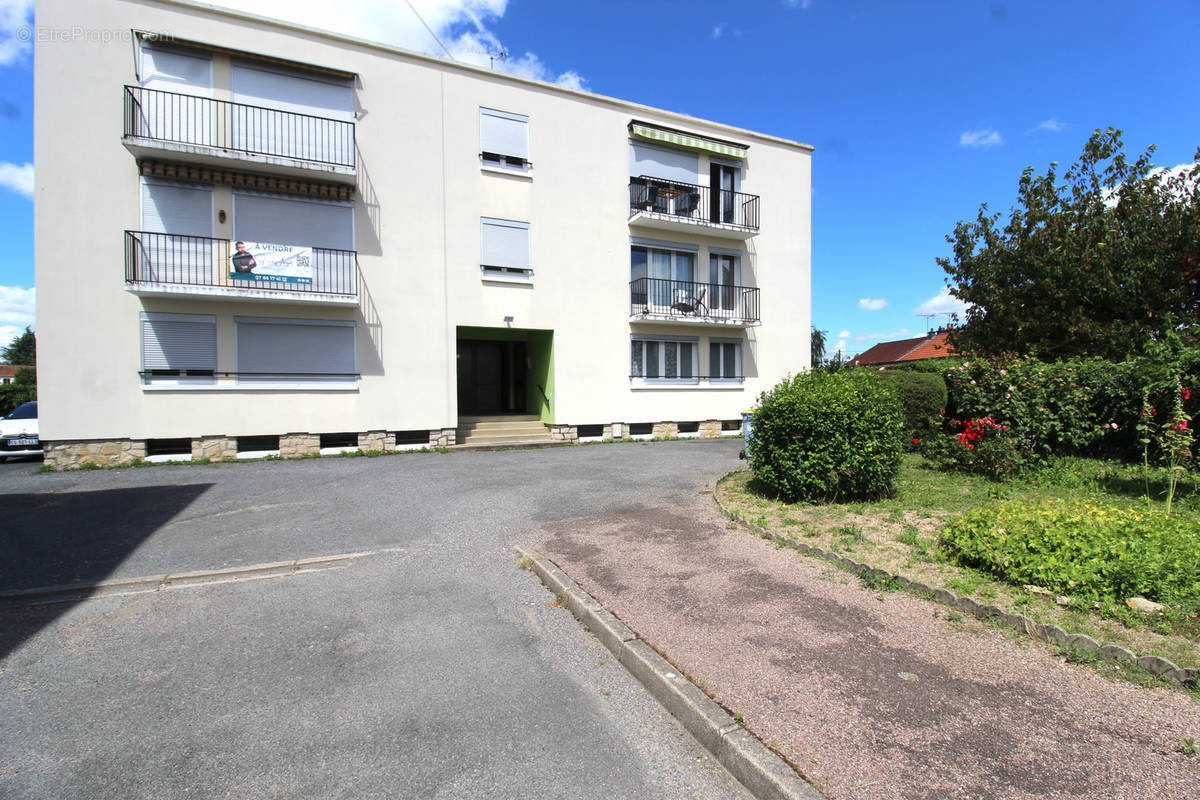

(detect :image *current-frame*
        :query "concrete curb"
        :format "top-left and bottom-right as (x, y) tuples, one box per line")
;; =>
(712, 470), (1199, 690)
(0, 552), (367, 608)
(517, 547), (826, 800)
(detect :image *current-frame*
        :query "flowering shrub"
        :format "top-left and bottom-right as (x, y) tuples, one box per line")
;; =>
(940, 498), (1200, 604)
(922, 415), (1028, 480)
(749, 371), (903, 502)
(1138, 377), (1194, 514)
(938, 356), (1099, 464)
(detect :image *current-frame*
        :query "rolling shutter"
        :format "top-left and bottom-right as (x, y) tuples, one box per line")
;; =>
(629, 142), (698, 184)
(141, 46), (212, 95)
(231, 62), (354, 121)
(480, 218), (530, 270)
(233, 192), (354, 251)
(480, 108), (529, 161)
(236, 318), (356, 376)
(141, 180), (212, 235)
(141, 313), (217, 371)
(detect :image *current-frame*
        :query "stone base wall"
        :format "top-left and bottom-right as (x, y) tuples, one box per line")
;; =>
(430, 428), (456, 447)
(193, 436), (237, 461)
(547, 424), (577, 442)
(44, 439), (147, 469)
(41, 417), (733, 469)
(358, 430), (396, 453)
(280, 433), (319, 458)
(652, 421), (678, 438)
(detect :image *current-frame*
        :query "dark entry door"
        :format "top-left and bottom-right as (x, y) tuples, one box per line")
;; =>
(457, 341), (527, 415)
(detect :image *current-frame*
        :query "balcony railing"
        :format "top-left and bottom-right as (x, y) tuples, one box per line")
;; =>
(123, 85), (356, 169)
(630, 277), (760, 324)
(125, 231), (356, 297)
(629, 176), (759, 231)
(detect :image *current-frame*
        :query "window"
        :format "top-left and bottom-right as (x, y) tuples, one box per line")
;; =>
(631, 241), (697, 310)
(480, 108), (530, 170)
(709, 250), (741, 313)
(140, 312), (217, 383)
(631, 335), (699, 383)
(709, 339), (743, 381)
(235, 317), (356, 385)
(481, 218), (531, 276)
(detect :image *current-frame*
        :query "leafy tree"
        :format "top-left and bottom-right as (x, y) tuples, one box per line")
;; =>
(1, 327), (35, 366)
(810, 325), (826, 367)
(939, 128), (1200, 361)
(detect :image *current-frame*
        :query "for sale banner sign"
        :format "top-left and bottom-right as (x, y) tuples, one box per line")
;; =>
(230, 241), (313, 285)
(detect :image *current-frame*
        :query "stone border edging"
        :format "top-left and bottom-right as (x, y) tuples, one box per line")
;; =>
(517, 547), (826, 800)
(712, 471), (1199, 690)
(0, 553), (367, 608)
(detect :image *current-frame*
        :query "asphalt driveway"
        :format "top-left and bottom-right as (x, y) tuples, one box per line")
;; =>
(0, 441), (752, 800)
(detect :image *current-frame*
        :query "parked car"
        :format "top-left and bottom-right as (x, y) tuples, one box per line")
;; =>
(0, 401), (41, 461)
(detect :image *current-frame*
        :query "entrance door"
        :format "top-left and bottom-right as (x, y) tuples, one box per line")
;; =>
(457, 341), (527, 415)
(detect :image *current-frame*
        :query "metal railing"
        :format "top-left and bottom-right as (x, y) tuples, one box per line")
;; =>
(123, 85), (356, 169)
(629, 175), (759, 230)
(125, 231), (357, 297)
(630, 277), (760, 324)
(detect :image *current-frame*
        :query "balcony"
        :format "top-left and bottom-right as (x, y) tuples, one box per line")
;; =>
(122, 86), (356, 182)
(628, 176), (759, 239)
(125, 231), (358, 306)
(630, 278), (760, 326)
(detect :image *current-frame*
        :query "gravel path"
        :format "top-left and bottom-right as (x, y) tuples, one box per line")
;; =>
(536, 490), (1200, 800)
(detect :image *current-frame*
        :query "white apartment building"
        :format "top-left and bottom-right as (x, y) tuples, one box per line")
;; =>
(34, 0), (812, 467)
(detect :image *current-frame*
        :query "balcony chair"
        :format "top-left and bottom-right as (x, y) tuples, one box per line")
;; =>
(671, 286), (707, 316)
(674, 191), (701, 217)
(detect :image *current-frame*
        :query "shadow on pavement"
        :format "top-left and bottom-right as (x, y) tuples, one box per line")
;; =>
(0, 483), (212, 660)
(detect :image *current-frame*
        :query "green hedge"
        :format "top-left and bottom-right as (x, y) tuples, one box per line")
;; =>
(0, 382), (35, 416)
(939, 498), (1200, 603)
(749, 371), (903, 502)
(877, 370), (947, 449)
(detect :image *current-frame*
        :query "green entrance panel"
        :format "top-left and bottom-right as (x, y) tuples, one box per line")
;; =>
(456, 326), (554, 423)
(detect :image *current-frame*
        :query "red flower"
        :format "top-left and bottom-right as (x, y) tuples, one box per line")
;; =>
(966, 444), (975, 450)
(912, 438), (920, 445)
(1184, 388), (1192, 401)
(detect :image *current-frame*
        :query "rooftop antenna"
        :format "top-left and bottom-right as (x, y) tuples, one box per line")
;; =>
(920, 313), (937, 333)
(465, 47), (509, 69)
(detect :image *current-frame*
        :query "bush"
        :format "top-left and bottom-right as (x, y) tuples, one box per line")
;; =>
(877, 370), (947, 450)
(939, 498), (1200, 604)
(749, 370), (903, 502)
(922, 417), (1029, 480)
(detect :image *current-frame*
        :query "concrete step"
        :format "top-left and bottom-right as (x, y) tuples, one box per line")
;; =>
(457, 432), (557, 445)
(458, 414), (540, 424)
(459, 423), (549, 436)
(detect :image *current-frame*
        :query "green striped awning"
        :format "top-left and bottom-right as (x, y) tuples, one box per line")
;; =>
(630, 122), (748, 160)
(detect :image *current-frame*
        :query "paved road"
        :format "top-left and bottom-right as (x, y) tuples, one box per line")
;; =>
(0, 442), (752, 800)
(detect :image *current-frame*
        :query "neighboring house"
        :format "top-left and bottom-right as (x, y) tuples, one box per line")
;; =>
(0, 365), (32, 385)
(850, 330), (956, 367)
(34, 0), (812, 468)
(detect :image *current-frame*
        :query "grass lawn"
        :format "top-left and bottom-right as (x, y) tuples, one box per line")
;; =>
(717, 453), (1200, 679)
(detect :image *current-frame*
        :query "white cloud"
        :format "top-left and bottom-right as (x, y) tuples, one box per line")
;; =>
(0, 286), (35, 335)
(213, 0), (586, 89)
(0, 161), (32, 199)
(836, 329), (851, 339)
(959, 129), (1004, 149)
(853, 329), (911, 343)
(913, 288), (970, 317)
(784, 0), (813, 8)
(1029, 118), (1065, 134)
(711, 24), (724, 39)
(833, 338), (848, 355)
(857, 297), (886, 311)
(0, 0), (33, 66)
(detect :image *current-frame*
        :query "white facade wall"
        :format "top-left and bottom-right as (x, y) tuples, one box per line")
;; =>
(34, 0), (812, 446)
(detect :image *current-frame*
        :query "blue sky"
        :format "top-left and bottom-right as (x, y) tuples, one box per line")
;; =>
(1, 0), (1199, 357)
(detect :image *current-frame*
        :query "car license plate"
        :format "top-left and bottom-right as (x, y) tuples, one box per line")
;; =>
(7, 438), (37, 447)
